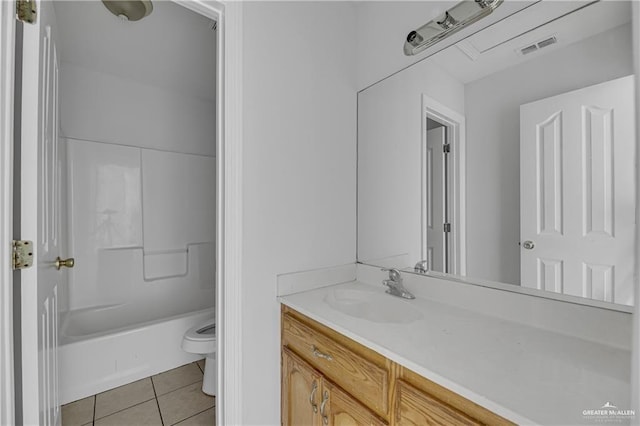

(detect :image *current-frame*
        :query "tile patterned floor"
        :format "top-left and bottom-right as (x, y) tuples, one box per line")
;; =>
(62, 360), (214, 426)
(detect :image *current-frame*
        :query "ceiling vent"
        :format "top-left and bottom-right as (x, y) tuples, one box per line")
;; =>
(520, 44), (538, 55)
(537, 36), (557, 48)
(518, 36), (558, 56)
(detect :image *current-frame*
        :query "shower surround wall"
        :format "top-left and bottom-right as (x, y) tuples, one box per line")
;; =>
(66, 140), (215, 314)
(58, 62), (216, 402)
(61, 62), (216, 316)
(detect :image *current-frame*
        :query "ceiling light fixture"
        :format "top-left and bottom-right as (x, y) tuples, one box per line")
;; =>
(404, 0), (503, 56)
(102, 0), (153, 22)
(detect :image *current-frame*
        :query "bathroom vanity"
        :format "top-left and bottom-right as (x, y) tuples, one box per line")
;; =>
(278, 1), (636, 423)
(281, 305), (512, 425)
(278, 266), (632, 425)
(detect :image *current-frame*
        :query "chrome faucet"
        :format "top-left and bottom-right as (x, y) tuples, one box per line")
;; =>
(381, 268), (415, 300)
(414, 260), (429, 274)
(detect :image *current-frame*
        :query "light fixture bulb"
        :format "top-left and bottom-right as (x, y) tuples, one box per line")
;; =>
(437, 12), (457, 30)
(407, 31), (424, 47)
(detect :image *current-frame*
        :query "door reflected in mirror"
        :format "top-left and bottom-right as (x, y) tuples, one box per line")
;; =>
(357, 0), (636, 308)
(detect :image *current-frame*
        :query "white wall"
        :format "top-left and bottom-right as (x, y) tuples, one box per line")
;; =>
(53, 1), (217, 101)
(241, 2), (357, 424)
(60, 63), (216, 156)
(358, 59), (464, 267)
(464, 24), (633, 285)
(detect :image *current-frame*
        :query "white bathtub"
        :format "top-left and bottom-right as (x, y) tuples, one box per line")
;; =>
(59, 306), (214, 404)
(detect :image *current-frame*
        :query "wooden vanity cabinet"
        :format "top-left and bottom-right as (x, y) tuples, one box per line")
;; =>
(281, 306), (514, 426)
(394, 380), (481, 425)
(394, 366), (512, 426)
(324, 380), (387, 426)
(282, 347), (386, 426)
(282, 347), (323, 426)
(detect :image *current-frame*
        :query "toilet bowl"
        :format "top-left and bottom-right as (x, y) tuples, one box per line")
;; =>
(182, 318), (216, 396)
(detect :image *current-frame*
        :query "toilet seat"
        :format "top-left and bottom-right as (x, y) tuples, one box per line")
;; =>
(181, 318), (216, 354)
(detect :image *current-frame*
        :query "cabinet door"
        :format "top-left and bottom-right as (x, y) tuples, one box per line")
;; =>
(394, 380), (481, 426)
(282, 348), (322, 426)
(323, 380), (387, 426)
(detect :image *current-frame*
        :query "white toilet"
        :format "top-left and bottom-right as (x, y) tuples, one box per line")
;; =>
(182, 319), (217, 396)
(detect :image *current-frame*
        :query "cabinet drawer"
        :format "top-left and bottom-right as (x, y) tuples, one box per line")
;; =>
(325, 379), (388, 426)
(396, 367), (514, 425)
(282, 313), (390, 417)
(394, 380), (481, 425)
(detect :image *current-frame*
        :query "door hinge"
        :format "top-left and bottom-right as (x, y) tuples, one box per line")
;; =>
(443, 223), (451, 233)
(16, 0), (37, 24)
(443, 143), (451, 153)
(12, 240), (34, 270)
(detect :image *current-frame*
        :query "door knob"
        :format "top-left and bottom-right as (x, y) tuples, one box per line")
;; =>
(522, 241), (535, 250)
(55, 257), (75, 270)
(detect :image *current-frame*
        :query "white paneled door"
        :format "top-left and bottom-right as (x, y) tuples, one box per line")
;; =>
(520, 75), (636, 305)
(20, 1), (66, 425)
(0, 1), (17, 425)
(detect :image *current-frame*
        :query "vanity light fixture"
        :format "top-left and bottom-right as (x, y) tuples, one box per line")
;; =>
(404, 0), (503, 56)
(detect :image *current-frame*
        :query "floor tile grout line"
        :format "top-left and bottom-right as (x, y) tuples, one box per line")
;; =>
(93, 396), (157, 422)
(157, 361), (203, 378)
(169, 406), (215, 426)
(67, 377), (204, 419)
(153, 362), (204, 396)
(150, 376), (165, 426)
(63, 362), (210, 426)
(154, 377), (206, 398)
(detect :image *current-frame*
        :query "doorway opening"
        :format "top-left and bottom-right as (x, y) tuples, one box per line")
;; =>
(420, 95), (466, 277)
(11, 1), (229, 425)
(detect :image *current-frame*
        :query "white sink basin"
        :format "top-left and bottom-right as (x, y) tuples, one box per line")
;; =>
(323, 288), (422, 324)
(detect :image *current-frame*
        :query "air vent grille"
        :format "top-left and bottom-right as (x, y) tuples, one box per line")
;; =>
(519, 35), (558, 55)
(537, 36), (557, 48)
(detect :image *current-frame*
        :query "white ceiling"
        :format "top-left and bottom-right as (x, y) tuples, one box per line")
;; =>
(53, 0), (217, 101)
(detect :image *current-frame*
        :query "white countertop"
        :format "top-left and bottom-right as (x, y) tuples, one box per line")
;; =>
(279, 280), (631, 426)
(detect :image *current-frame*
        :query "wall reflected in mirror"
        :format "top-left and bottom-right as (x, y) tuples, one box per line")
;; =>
(357, 0), (636, 307)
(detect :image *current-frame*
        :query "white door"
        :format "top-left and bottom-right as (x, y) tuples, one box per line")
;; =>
(520, 75), (636, 305)
(1, 2), (17, 425)
(20, 1), (66, 424)
(425, 126), (446, 273)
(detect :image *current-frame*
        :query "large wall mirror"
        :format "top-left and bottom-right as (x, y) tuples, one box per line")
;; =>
(357, 0), (636, 309)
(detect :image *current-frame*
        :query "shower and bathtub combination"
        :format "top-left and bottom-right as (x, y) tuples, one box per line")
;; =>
(51, 0), (218, 404)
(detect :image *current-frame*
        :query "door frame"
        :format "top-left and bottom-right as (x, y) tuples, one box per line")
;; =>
(0, 1), (16, 425)
(171, 1), (244, 424)
(631, 0), (640, 418)
(421, 94), (466, 276)
(2, 0), (244, 424)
